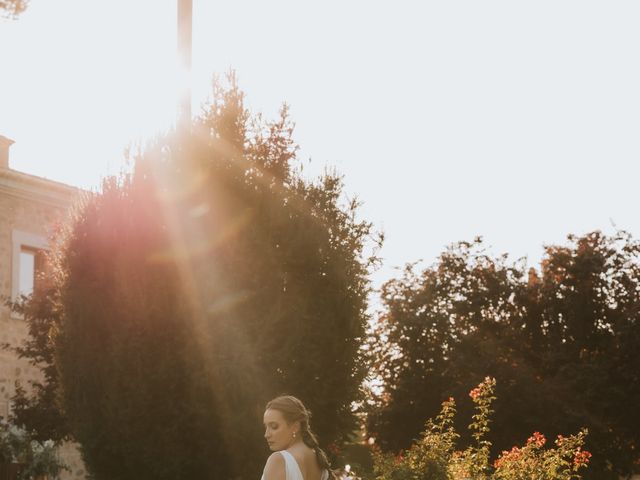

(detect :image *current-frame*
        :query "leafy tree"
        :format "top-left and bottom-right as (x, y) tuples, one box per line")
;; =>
(0, 0), (28, 18)
(0, 419), (68, 480)
(2, 283), (69, 443)
(44, 75), (380, 480)
(365, 232), (640, 480)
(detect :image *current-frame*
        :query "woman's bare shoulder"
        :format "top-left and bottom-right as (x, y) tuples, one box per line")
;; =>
(263, 452), (286, 480)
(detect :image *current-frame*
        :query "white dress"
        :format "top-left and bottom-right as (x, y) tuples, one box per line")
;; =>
(262, 450), (329, 480)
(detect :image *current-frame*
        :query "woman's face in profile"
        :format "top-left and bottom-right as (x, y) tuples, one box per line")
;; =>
(263, 408), (297, 451)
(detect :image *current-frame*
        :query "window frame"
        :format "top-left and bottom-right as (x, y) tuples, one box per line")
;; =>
(11, 230), (48, 316)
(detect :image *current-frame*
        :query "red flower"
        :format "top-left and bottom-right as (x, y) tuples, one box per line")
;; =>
(494, 446), (522, 468)
(469, 387), (482, 400)
(526, 432), (546, 448)
(327, 443), (340, 455)
(469, 377), (495, 401)
(574, 449), (592, 468)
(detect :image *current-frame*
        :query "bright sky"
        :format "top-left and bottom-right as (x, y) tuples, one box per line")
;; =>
(1, 1), (639, 289)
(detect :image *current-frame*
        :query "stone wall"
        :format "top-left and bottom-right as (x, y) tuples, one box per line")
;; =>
(0, 170), (87, 480)
(0, 187), (60, 414)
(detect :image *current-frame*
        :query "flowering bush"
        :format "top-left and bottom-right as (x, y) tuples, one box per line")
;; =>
(0, 420), (67, 480)
(371, 378), (590, 480)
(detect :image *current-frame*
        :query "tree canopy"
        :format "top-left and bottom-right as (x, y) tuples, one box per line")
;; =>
(13, 76), (380, 480)
(365, 232), (640, 480)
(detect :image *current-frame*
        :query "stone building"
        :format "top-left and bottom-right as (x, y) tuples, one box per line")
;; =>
(0, 135), (86, 479)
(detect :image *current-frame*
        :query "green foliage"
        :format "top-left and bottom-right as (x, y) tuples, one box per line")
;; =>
(0, 420), (67, 480)
(48, 74), (380, 480)
(3, 285), (69, 443)
(371, 378), (590, 480)
(365, 232), (640, 479)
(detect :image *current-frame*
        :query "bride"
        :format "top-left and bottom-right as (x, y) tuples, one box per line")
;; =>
(261, 396), (336, 480)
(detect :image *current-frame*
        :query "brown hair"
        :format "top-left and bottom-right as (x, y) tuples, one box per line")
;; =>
(265, 395), (337, 480)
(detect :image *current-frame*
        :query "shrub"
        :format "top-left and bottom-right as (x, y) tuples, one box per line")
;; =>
(371, 378), (590, 480)
(0, 420), (67, 480)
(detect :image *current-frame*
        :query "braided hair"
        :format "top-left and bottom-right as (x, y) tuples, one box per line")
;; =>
(265, 396), (337, 480)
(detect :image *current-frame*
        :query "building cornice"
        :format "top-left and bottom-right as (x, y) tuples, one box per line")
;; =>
(0, 168), (87, 208)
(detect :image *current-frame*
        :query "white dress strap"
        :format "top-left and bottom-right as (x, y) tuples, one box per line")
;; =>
(279, 450), (305, 480)
(262, 450), (327, 480)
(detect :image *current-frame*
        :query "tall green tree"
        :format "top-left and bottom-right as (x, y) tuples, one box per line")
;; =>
(365, 232), (640, 480)
(23, 75), (380, 480)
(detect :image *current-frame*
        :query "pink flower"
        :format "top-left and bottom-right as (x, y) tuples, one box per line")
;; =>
(469, 387), (482, 400)
(469, 377), (496, 401)
(573, 449), (592, 468)
(526, 432), (546, 448)
(494, 446), (522, 468)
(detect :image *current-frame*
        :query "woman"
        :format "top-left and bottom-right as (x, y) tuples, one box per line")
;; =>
(261, 395), (336, 480)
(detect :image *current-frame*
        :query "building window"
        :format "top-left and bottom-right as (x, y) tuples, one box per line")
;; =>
(18, 246), (47, 297)
(11, 230), (49, 306)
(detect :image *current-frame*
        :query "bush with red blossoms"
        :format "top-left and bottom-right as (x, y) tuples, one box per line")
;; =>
(371, 378), (591, 480)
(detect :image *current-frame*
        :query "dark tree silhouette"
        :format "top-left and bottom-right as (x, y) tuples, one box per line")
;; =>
(11, 75), (380, 480)
(365, 232), (640, 480)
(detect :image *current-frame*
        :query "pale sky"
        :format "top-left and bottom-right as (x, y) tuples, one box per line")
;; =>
(1, 1), (639, 289)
